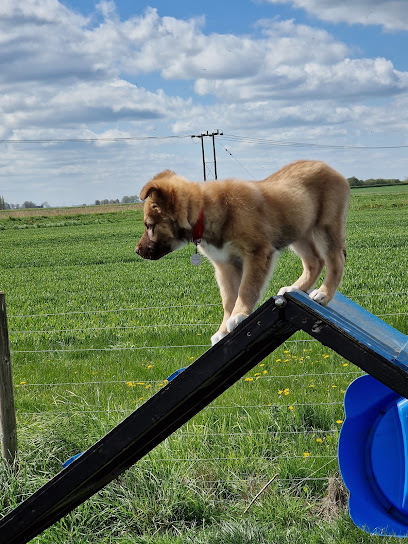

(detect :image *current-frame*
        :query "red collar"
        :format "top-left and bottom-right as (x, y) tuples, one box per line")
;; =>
(192, 208), (204, 245)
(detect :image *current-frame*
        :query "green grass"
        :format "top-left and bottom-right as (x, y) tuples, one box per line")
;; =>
(351, 184), (408, 195)
(1, 189), (408, 542)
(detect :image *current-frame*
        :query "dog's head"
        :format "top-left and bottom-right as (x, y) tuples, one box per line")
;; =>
(135, 170), (198, 260)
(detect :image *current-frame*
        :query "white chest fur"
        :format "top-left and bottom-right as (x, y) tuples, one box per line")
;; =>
(198, 241), (236, 264)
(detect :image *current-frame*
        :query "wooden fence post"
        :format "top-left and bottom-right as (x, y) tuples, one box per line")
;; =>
(0, 292), (17, 464)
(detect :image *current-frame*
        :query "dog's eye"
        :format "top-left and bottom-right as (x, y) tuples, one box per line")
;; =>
(145, 223), (153, 231)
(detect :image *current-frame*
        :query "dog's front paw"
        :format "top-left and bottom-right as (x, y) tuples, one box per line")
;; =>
(226, 313), (248, 333)
(309, 289), (330, 306)
(277, 285), (301, 296)
(211, 330), (228, 346)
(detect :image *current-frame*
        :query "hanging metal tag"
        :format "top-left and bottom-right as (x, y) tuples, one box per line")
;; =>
(190, 242), (202, 265)
(190, 252), (202, 266)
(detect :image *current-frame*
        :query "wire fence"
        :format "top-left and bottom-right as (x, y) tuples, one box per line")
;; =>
(6, 295), (408, 493)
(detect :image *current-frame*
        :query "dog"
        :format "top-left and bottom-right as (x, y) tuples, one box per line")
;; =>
(135, 160), (350, 345)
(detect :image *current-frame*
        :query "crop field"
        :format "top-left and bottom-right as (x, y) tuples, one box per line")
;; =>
(1, 187), (408, 543)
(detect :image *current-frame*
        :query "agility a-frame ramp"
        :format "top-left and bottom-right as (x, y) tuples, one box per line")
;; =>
(1, 291), (408, 544)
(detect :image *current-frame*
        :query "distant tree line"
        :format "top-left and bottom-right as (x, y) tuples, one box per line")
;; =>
(0, 195), (140, 210)
(347, 177), (407, 187)
(94, 195), (140, 206)
(0, 197), (50, 210)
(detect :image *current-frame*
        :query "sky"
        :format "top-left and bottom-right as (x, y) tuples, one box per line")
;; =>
(1, 0), (408, 207)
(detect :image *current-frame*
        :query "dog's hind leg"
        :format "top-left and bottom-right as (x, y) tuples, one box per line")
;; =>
(278, 238), (325, 296)
(309, 227), (346, 305)
(211, 261), (243, 345)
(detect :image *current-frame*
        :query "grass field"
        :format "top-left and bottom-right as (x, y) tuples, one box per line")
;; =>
(1, 186), (408, 543)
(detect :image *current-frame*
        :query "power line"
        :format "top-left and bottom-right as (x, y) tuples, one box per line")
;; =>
(222, 135), (408, 150)
(0, 135), (191, 144)
(1, 132), (406, 150)
(216, 139), (256, 180)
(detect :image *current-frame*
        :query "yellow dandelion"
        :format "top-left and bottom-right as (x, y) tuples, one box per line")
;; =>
(278, 389), (283, 395)
(126, 381), (136, 387)
(147, 364), (153, 369)
(137, 382), (145, 386)
(336, 419), (343, 424)
(316, 438), (323, 443)
(284, 388), (290, 395)
(289, 406), (294, 410)
(245, 378), (254, 382)
(323, 354), (330, 359)
(343, 363), (349, 367)
(263, 370), (268, 375)
(20, 381), (26, 385)
(260, 363), (265, 367)
(284, 350), (290, 354)
(276, 359), (281, 363)
(145, 384), (151, 389)
(332, 385), (337, 388)
(303, 452), (310, 458)
(309, 384), (315, 388)
(254, 373), (261, 377)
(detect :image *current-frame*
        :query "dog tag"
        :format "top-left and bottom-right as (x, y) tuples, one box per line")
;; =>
(190, 253), (202, 266)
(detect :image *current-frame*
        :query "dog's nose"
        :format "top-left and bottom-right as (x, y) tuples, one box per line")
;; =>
(135, 245), (140, 255)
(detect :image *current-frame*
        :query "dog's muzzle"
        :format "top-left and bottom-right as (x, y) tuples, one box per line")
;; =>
(135, 241), (171, 261)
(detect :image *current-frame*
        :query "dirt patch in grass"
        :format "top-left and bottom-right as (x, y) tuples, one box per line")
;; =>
(319, 477), (349, 520)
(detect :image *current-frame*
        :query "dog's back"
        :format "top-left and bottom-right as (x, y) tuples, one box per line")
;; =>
(200, 160), (349, 252)
(261, 160), (349, 242)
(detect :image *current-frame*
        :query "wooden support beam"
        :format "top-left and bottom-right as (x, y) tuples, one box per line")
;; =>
(0, 292), (17, 464)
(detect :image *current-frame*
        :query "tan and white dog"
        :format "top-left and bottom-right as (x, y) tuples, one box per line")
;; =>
(135, 160), (350, 345)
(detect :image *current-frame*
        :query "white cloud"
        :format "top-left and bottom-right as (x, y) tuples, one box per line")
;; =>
(0, 5), (198, 139)
(193, 20), (408, 103)
(263, 0), (408, 31)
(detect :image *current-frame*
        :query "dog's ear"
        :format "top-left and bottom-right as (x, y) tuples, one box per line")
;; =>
(140, 182), (160, 202)
(139, 170), (176, 202)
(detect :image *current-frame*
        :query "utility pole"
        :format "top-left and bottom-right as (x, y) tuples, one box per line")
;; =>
(191, 130), (223, 180)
